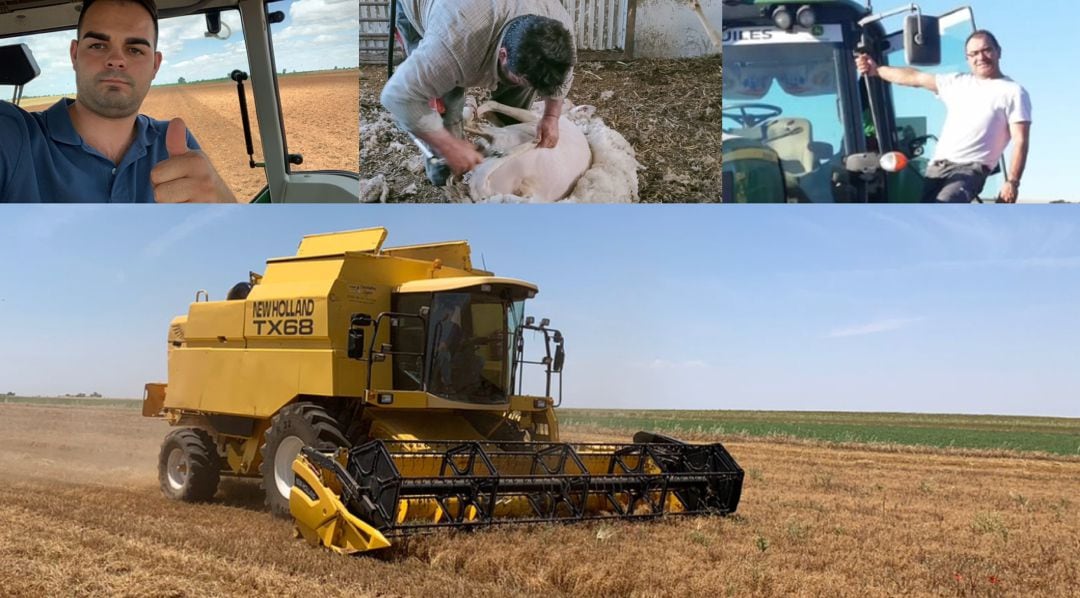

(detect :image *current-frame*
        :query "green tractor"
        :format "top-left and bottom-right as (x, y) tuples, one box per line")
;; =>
(722, 0), (1006, 202)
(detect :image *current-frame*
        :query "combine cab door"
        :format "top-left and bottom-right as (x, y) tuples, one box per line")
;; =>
(885, 7), (1005, 201)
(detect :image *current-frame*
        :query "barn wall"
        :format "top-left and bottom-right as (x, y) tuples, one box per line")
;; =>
(633, 0), (720, 58)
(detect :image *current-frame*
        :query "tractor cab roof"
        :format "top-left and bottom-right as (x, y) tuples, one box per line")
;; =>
(0, 0), (280, 38)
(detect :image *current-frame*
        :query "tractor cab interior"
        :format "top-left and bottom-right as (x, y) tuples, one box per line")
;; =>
(723, 39), (846, 202)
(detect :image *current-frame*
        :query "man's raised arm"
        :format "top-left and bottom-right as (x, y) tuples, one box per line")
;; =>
(855, 55), (938, 92)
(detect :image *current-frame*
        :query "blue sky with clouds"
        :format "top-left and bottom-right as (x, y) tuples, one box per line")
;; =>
(0, 205), (1077, 417)
(2, 0), (358, 97)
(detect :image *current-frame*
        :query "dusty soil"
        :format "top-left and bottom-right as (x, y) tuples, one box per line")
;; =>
(360, 57), (721, 203)
(1, 402), (1076, 597)
(22, 70), (360, 201)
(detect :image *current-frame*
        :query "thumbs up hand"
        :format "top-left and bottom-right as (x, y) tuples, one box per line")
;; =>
(150, 118), (238, 203)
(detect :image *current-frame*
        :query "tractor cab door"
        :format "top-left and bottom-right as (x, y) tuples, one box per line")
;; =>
(885, 7), (1005, 201)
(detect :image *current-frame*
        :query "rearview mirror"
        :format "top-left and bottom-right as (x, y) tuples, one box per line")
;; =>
(905, 15), (941, 66)
(347, 313), (371, 359)
(553, 343), (565, 373)
(205, 11), (222, 36)
(348, 328), (364, 359)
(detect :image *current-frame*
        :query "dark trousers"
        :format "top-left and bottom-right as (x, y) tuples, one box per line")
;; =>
(921, 160), (991, 203)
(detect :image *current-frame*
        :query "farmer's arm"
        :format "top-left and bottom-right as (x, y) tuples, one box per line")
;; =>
(855, 55), (938, 92)
(535, 97), (563, 149)
(380, 39), (482, 174)
(998, 122), (1030, 203)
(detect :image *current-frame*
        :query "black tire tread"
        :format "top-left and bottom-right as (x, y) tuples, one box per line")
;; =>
(259, 402), (349, 518)
(157, 427), (221, 502)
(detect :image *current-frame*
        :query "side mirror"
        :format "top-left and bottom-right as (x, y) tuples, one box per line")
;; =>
(905, 15), (941, 66)
(351, 314), (373, 327)
(348, 328), (365, 359)
(347, 313), (371, 359)
(553, 343), (565, 373)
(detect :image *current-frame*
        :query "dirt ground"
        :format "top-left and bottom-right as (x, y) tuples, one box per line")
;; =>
(1, 402), (1076, 597)
(360, 57), (721, 203)
(22, 70), (360, 202)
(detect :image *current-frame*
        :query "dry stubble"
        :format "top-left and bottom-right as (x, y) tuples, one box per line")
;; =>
(0, 403), (1075, 597)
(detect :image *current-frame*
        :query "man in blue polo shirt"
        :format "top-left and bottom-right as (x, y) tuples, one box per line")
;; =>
(0, 0), (236, 202)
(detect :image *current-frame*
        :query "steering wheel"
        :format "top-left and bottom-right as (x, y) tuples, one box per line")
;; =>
(723, 103), (784, 129)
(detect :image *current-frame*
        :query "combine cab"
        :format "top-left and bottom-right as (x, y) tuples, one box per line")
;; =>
(145, 228), (743, 554)
(722, 0), (1006, 202)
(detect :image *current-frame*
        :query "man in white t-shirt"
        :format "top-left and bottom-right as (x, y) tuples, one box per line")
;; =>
(856, 30), (1031, 203)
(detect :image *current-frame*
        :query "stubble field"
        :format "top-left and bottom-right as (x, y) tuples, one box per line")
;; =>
(0, 402), (1076, 597)
(22, 70), (359, 201)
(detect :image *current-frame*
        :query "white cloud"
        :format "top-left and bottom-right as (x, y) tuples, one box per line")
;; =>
(646, 359), (710, 369)
(11, 206), (102, 241)
(828, 317), (924, 338)
(142, 207), (238, 259)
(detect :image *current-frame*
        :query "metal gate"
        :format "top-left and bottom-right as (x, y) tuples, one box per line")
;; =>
(359, 0), (637, 65)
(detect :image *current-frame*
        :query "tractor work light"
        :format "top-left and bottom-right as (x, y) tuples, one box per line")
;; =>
(772, 6), (793, 30)
(879, 151), (909, 173)
(796, 5), (816, 28)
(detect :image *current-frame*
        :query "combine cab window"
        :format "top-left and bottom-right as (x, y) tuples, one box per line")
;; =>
(724, 29), (849, 202)
(427, 292), (510, 404)
(391, 294), (429, 391)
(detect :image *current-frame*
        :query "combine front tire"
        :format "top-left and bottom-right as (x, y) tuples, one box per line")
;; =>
(260, 402), (349, 518)
(158, 428), (221, 502)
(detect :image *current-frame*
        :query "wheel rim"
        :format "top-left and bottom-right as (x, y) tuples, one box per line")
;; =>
(166, 447), (189, 490)
(274, 436), (305, 499)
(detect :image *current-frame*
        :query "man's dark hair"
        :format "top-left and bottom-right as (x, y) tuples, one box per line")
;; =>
(77, 0), (160, 48)
(965, 29), (1001, 52)
(502, 15), (575, 97)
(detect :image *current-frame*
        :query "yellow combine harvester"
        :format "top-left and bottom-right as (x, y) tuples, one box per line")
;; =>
(144, 228), (743, 554)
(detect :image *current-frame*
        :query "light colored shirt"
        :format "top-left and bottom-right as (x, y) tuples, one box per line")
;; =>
(932, 73), (1031, 168)
(383, 0), (576, 135)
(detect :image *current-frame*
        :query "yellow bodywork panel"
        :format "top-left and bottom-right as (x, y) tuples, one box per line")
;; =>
(295, 228), (387, 258)
(291, 455), (391, 554)
(367, 410), (488, 441)
(185, 301), (246, 344)
(381, 240), (474, 271)
(167, 348), (336, 416)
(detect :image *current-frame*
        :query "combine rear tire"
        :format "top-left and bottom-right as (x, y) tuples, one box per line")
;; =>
(158, 428), (221, 502)
(260, 402), (349, 518)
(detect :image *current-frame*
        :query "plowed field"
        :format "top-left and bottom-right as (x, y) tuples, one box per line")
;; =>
(1, 403), (1076, 597)
(22, 70), (359, 201)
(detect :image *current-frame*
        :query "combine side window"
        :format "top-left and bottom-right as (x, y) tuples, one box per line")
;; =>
(391, 294), (429, 390)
